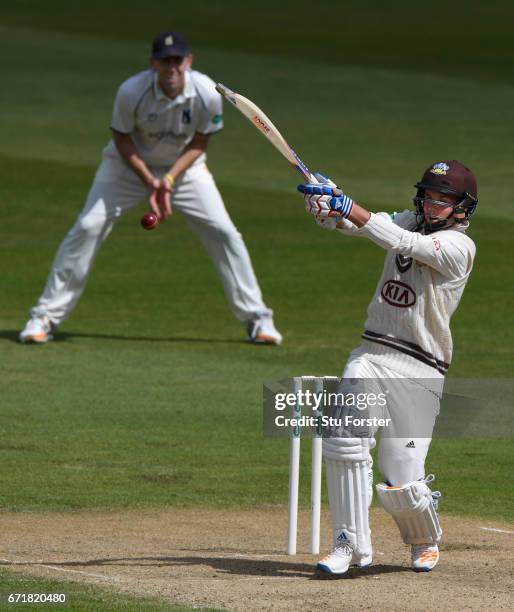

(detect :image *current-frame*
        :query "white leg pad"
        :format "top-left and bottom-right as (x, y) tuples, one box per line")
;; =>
(324, 438), (373, 556)
(376, 480), (442, 545)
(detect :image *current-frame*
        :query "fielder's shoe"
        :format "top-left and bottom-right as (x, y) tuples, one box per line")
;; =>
(411, 543), (439, 572)
(247, 313), (282, 345)
(19, 316), (54, 344)
(317, 541), (372, 576)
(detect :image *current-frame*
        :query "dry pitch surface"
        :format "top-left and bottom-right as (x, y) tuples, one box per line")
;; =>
(1, 508), (513, 611)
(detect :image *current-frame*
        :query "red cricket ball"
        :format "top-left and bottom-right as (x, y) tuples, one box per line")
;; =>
(140, 212), (159, 230)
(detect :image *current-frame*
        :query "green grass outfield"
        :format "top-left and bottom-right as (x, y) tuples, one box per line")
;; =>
(0, 569), (220, 611)
(0, 0), (513, 538)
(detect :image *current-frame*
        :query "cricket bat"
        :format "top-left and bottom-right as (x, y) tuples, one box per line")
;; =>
(215, 82), (319, 184)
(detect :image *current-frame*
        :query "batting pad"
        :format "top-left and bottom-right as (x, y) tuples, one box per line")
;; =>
(325, 457), (373, 556)
(376, 480), (442, 545)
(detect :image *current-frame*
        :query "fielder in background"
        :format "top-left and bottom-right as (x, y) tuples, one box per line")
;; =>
(20, 31), (282, 346)
(298, 160), (478, 574)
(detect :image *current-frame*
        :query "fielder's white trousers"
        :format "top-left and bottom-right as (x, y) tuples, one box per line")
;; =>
(31, 160), (270, 326)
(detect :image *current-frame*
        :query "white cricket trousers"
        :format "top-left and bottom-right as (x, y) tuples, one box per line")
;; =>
(341, 346), (441, 485)
(31, 161), (270, 326)
(323, 346), (441, 553)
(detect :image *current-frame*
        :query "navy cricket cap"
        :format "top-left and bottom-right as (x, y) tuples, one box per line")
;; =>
(151, 31), (189, 59)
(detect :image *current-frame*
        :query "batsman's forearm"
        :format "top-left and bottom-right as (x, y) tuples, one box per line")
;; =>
(347, 202), (371, 228)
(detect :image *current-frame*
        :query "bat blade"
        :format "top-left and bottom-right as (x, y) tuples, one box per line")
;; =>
(215, 82), (317, 183)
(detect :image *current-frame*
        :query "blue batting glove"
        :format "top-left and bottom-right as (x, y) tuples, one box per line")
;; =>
(298, 171), (341, 197)
(298, 183), (337, 196)
(298, 174), (354, 219)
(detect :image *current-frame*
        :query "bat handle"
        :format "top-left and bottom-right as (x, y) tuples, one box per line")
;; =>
(298, 167), (343, 195)
(296, 166), (318, 184)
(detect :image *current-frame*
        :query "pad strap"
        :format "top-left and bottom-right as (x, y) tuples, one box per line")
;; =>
(323, 437), (375, 462)
(376, 478), (442, 545)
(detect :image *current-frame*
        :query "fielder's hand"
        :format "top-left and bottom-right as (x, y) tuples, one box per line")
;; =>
(298, 172), (354, 219)
(148, 177), (173, 221)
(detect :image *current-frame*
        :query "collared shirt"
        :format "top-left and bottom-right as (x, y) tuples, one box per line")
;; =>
(102, 69), (223, 167)
(338, 211), (476, 378)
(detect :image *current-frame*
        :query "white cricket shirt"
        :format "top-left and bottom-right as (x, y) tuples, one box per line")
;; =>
(102, 69), (223, 167)
(338, 211), (476, 378)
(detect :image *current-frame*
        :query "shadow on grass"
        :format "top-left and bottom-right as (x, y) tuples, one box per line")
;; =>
(0, 329), (248, 345)
(0, 555), (411, 580)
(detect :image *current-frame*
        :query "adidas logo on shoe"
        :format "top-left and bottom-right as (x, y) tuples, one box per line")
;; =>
(336, 531), (350, 542)
(405, 440), (416, 448)
(317, 531), (372, 576)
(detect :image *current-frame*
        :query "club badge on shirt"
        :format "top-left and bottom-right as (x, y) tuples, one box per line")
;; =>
(395, 254), (413, 273)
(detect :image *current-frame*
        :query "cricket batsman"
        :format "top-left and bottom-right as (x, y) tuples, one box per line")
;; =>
(298, 160), (477, 573)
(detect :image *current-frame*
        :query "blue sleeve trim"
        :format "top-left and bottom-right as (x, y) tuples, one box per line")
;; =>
(193, 83), (208, 111)
(134, 85), (153, 115)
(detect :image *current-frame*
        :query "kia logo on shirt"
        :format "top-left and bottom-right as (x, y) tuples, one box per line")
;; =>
(381, 280), (416, 308)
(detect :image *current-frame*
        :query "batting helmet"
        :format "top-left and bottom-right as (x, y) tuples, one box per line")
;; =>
(413, 160), (478, 233)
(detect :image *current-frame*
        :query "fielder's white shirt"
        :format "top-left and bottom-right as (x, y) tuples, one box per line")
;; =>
(102, 69), (223, 167)
(339, 211), (476, 378)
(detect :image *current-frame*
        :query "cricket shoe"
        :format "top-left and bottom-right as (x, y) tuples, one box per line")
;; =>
(247, 313), (282, 345)
(411, 543), (439, 572)
(19, 316), (54, 344)
(317, 538), (372, 576)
